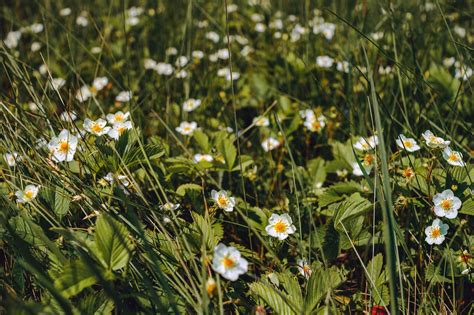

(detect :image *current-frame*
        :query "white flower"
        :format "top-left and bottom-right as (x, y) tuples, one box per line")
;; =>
(193, 153), (213, 163)
(175, 70), (188, 79)
(316, 56), (334, 68)
(425, 219), (449, 245)
(192, 50), (204, 59)
(59, 8), (72, 16)
(211, 243), (248, 281)
(4, 152), (21, 167)
(83, 118), (111, 136)
(182, 99), (201, 112)
(205, 31), (220, 43)
(255, 23), (266, 33)
(60, 111), (77, 122)
(31, 42), (42, 52)
(29, 23), (44, 33)
(166, 47), (178, 56)
(352, 161), (373, 176)
(159, 202), (180, 211)
(176, 121), (197, 136)
(442, 147), (465, 167)
(378, 66), (392, 75)
(433, 189), (461, 219)
(39, 64), (49, 75)
(304, 115), (326, 133)
(216, 49), (229, 60)
(269, 18), (283, 29)
(50, 78), (66, 90)
(422, 130), (450, 149)
(175, 56), (189, 67)
(76, 85), (93, 102)
(217, 68), (240, 81)
(211, 190), (236, 212)
(48, 129), (78, 162)
(353, 136), (378, 151)
(103, 172), (114, 183)
(371, 32), (384, 40)
(115, 91), (132, 102)
(128, 6), (144, 17)
(396, 134), (420, 152)
(92, 77), (109, 92)
(265, 213), (296, 240)
(297, 259), (312, 279)
(261, 137), (281, 152)
(107, 121), (133, 140)
(227, 3), (238, 13)
(156, 63), (173, 75)
(76, 15), (89, 27)
(15, 185), (39, 203)
(443, 57), (455, 68)
(240, 45), (253, 57)
(144, 58), (157, 70)
(453, 25), (466, 38)
(4, 31), (22, 49)
(336, 61), (350, 73)
(253, 116), (269, 127)
(251, 13), (263, 22)
(106, 111), (130, 124)
(126, 16), (140, 26)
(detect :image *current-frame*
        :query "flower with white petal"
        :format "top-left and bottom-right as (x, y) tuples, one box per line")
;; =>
(3, 31), (22, 49)
(115, 91), (132, 103)
(336, 61), (350, 73)
(265, 213), (296, 240)
(59, 7), (72, 16)
(60, 111), (77, 122)
(425, 219), (449, 245)
(211, 243), (248, 281)
(31, 42), (41, 52)
(166, 47), (178, 56)
(352, 161), (373, 176)
(107, 121), (133, 140)
(205, 31), (220, 43)
(4, 152), (21, 167)
(182, 99), (201, 112)
(396, 134), (420, 152)
(176, 121), (197, 136)
(442, 147), (465, 167)
(443, 57), (455, 68)
(175, 70), (188, 78)
(353, 136), (378, 151)
(211, 190), (235, 212)
(193, 153), (213, 163)
(29, 23), (44, 33)
(48, 129), (78, 162)
(297, 259), (312, 279)
(253, 116), (269, 127)
(255, 23), (266, 33)
(156, 63), (173, 75)
(175, 56), (188, 67)
(51, 78), (66, 90)
(304, 115), (326, 133)
(159, 202), (180, 211)
(92, 77), (109, 92)
(76, 85), (93, 102)
(15, 185), (39, 203)
(106, 111), (130, 124)
(261, 137), (281, 152)
(433, 189), (461, 219)
(217, 68), (240, 81)
(192, 50), (204, 59)
(144, 58), (157, 70)
(83, 118), (111, 136)
(316, 56), (334, 68)
(76, 13), (89, 27)
(421, 130), (450, 149)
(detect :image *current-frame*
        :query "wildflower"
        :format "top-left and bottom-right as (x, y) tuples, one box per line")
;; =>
(353, 136), (378, 151)
(352, 161), (372, 176)
(176, 121), (197, 136)
(175, 56), (189, 67)
(50, 78), (66, 90)
(304, 115), (326, 132)
(92, 77), (109, 92)
(193, 153), (213, 163)
(316, 56), (334, 68)
(402, 167), (415, 179)
(442, 147), (465, 167)
(251, 13), (263, 22)
(28, 23), (44, 33)
(166, 47), (178, 56)
(433, 189), (461, 219)
(211, 243), (248, 281)
(443, 57), (455, 68)
(175, 70), (188, 78)
(217, 68), (240, 81)
(336, 61), (350, 73)
(156, 63), (173, 75)
(255, 23), (266, 33)
(59, 111), (77, 122)
(396, 134), (420, 152)
(205, 31), (220, 43)
(115, 91), (132, 103)
(4, 152), (21, 167)
(31, 42), (41, 52)
(107, 121), (133, 140)
(265, 213), (296, 240)
(378, 66), (392, 75)
(3, 31), (22, 49)
(425, 219), (449, 245)
(206, 278), (217, 296)
(182, 99), (201, 112)
(297, 259), (312, 279)
(106, 111), (130, 124)
(253, 116), (270, 127)
(211, 190), (235, 212)
(144, 58), (157, 70)
(421, 130), (450, 149)
(159, 202), (180, 211)
(59, 8), (72, 16)
(83, 118), (111, 136)
(192, 50), (204, 59)
(76, 13), (89, 27)
(261, 137), (281, 152)
(48, 129), (78, 162)
(15, 185), (39, 203)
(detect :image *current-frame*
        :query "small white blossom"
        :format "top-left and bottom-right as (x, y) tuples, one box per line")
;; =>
(83, 118), (111, 136)
(15, 185), (40, 203)
(316, 56), (334, 68)
(442, 147), (465, 167)
(265, 213), (296, 240)
(60, 111), (77, 122)
(425, 219), (449, 245)
(182, 99), (201, 112)
(422, 130), (450, 149)
(433, 189), (461, 219)
(4, 152), (21, 167)
(253, 116), (269, 127)
(297, 259), (312, 279)
(211, 190), (236, 212)
(107, 121), (133, 140)
(211, 243), (248, 281)
(115, 91), (132, 102)
(175, 121), (197, 136)
(396, 134), (420, 152)
(193, 153), (213, 163)
(353, 136), (378, 151)
(48, 129), (78, 162)
(106, 111), (130, 124)
(261, 137), (281, 152)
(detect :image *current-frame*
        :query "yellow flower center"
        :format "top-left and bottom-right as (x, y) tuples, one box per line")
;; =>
(303, 265), (311, 274)
(115, 114), (124, 122)
(25, 190), (34, 199)
(221, 256), (235, 268)
(441, 199), (452, 211)
(311, 121), (321, 130)
(403, 140), (413, 148)
(183, 126), (191, 133)
(59, 141), (69, 153)
(89, 86), (98, 94)
(217, 196), (228, 207)
(361, 142), (370, 150)
(118, 126), (127, 135)
(363, 154), (374, 166)
(449, 153), (459, 162)
(274, 220), (287, 233)
(91, 123), (103, 133)
(403, 167), (414, 179)
(430, 227), (441, 238)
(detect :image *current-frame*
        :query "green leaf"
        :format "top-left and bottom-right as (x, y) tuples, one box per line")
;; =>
(322, 220), (340, 261)
(94, 214), (134, 271)
(459, 198), (474, 216)
(193, 129), (210, 151)
(304, 266), (346, 313)
(219, 138), (237, 170)
(8, 216), (45, 246)
(249, 282), (296, 315)
(54, 186), (71, 218)
(333, 193), (372, 231)
(54, 260), (97, 298)
(176, 183), (202, 197)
